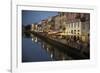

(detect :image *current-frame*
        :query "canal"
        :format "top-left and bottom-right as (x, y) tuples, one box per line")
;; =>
(22, 33), (74, 62)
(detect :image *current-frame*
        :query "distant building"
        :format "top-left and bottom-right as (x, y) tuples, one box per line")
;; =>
(31, 24), (35, 31)
(31, 12), (90, 42)
(41, 20), (48, 32)
(54, 12), (90, 42)
(64, 13), (90, 42)
(31, 23), (38, 31)
(65, 19), (82, 38)
(53, 15), (61, 31)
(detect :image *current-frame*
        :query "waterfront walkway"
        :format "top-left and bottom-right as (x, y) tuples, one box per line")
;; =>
(31, 31), (90, 59)
(51, 37), (89, 55)
(41, 32), (89, 56)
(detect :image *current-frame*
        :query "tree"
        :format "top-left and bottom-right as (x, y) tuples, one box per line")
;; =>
(24, 24), (31, 31)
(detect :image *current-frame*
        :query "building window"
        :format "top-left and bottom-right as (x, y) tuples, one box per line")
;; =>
(76, 22), (77, 27)
(68, 24), (70, 28)
(70, 23), (72, 28)
(82, 23), (85, 29)
(78, 30), (80, 32)
(78, 33), (79, 35)
(74, 30), (76, 34)
(71, 30), (73, 34)
(71, 23), (73, 28)
(73, 23), (76, 28)
(77, 22), (80, 28)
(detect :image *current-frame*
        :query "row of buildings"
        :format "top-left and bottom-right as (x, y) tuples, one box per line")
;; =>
(31, 12), (90, 43)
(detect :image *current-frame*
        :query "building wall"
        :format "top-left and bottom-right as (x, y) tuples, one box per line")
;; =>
(54, 15), (61, 30)
(65, 20), (82, 37)
(31, 24), (34, 31)
(31, 24), (38, 31)
(81, 21), (90, 42)
(31, 12), (90, 42)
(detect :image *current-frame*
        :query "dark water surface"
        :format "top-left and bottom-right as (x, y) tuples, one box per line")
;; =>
(22, 33), (73, 62)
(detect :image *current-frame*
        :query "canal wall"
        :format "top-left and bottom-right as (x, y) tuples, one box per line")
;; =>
(31, 31), (90, 59)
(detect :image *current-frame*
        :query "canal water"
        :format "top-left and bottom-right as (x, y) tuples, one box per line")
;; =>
(22, 33), (73, 62)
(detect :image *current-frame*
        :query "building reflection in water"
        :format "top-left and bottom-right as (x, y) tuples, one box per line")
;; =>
(31, 34), (40, 43)
(30, 34), (72, 61)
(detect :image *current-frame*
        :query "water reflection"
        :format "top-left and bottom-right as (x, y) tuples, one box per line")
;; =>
(41, 41), (72, 60)
(22, 33), (72, 62)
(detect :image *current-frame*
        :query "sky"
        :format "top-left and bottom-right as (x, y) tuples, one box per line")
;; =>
(22, 10), (58, 26)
